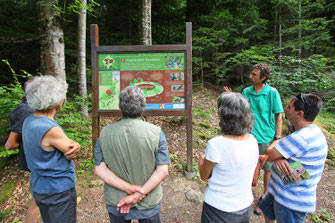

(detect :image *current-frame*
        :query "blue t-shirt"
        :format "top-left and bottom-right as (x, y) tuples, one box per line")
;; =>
(22, 115), (76, 194)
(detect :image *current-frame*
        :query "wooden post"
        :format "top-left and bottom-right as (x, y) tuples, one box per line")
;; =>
(185, 22), (193, 174)
(91, 24), (99, 150)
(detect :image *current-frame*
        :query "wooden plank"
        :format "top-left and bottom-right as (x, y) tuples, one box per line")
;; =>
(90, 24), (99, 151)
(186, 22), (193, 173)
(99, 110), (187, 117)
(97, 44), (187, 52)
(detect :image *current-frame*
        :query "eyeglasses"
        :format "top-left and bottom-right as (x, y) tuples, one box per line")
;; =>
(296, 93), (306, 110)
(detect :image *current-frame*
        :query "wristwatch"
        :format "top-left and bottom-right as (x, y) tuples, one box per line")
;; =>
(274, 136), (281, 140)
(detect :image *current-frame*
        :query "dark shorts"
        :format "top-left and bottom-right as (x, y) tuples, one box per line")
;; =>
(19, 145), (30, 172)
(201, 202), (252, 223)
(259, 193), (306, 223)
(258, 143), (273, 171)
(108, 211), (161, 223)
(33, 187), (77, 223)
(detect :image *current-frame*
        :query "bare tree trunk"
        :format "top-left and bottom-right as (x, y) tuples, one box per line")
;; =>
(274, 7), (278, 42)
(279, 5), (282, 68)
(298, 0), (302, 74)
(140, 0), (152, 45)
(77, 0), (88, 117)
(36, 0), (66, 79)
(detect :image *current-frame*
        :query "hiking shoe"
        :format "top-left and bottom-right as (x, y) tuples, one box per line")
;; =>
(254, 195), (265, 215)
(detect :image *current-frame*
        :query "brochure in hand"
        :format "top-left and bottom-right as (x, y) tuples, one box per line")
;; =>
(276, 161), (311, 185)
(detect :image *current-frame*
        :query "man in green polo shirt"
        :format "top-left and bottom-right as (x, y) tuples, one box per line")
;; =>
(242, 63), (283, 215)
(94, 86), (170, 222)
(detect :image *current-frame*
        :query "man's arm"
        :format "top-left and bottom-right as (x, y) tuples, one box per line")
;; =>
(41, 126), (81, 160)
(265, 139), (293, 175)
(274, 113), (282, 139)
(94, 162), (144, 195)
(264, 140), (283, 162)
(117, 164), (168, 213)
(5, 132), (21, 150)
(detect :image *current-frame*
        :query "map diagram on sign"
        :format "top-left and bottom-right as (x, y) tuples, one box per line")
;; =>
(98, 53), (185, 110)
(99, 71), (120, 109)
(129, 78), (164, 97)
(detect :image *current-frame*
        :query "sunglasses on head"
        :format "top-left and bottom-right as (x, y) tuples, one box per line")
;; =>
(296, 93), (306, 109)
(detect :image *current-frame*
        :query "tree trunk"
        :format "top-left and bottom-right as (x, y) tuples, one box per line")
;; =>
(274, 7), (277, 42)
(36, 0), (66, 79)
(298, 0), (302, 74)
(140, 0), (152, 45)
(279, 4), (282, 68)
(77, 0), (88, 117)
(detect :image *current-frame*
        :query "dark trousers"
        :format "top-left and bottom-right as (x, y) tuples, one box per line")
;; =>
(201, 202), (252, 223)
(33, 187), (77, 223)
(108, 212), (161, 223)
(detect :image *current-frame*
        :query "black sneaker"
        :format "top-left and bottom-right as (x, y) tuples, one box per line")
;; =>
(254, 195), (265, 215)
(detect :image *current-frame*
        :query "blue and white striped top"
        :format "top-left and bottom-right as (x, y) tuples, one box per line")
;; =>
(268, 125), (328, 213)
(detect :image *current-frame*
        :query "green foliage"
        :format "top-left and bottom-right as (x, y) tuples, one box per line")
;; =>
(270, 55), (334, 96)
(55, 94), (92, 149)
(0, 60), (31, 157)
(77, 158), (94, 176)
(317, 112), (335, 134)
(0, 147), (19, 158)
(311, 208), (331, 222)
(0, 208), (11, 219)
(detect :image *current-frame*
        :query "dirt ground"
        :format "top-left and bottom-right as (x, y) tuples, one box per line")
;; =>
(1, 163), (334, 223)
(76, 163), (335, 223)
(1, 86), (334, 222)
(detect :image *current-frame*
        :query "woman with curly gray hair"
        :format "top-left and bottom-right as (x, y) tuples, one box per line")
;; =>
(199, 92), (259, 223)
(22, 75), (80, 223)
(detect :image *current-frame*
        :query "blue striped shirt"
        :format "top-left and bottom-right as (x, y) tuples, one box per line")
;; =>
(268, 125), (328, 213)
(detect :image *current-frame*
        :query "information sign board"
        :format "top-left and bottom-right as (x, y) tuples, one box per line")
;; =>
(98, 53), (186, 110)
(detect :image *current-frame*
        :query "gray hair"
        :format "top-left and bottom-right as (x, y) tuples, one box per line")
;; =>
(217, 92), (254, 135)
(25, 75), (68, 111)
(119, 86), (146, 118)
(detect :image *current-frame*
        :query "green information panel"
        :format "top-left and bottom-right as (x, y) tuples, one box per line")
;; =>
(98, 53), (186, 110)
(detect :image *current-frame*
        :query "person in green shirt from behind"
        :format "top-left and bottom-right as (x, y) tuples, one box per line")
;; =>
(94, 86), (170, 223)
(225, 63), (283, 215)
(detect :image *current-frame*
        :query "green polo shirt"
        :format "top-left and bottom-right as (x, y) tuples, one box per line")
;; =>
(242, 84), (283, 144)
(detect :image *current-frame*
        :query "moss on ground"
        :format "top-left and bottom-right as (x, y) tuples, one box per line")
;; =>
(315, 121), (335, 161)
(195, 131), (212, 141)
(0, 180), (15, 205)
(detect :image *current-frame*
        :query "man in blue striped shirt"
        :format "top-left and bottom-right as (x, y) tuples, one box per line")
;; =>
(259, 93), (328, 223)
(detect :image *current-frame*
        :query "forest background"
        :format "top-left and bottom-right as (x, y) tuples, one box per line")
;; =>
(0, 0), (335, 221)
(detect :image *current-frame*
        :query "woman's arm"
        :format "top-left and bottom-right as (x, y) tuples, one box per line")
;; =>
(199, 154), (216, 181)
(41, 126), (81, 160)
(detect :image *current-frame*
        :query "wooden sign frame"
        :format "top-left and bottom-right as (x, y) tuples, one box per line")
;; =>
(90, 23), (193, 173)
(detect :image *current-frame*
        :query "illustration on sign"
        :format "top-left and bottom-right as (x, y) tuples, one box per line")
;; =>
(98, 53), (185, 110)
